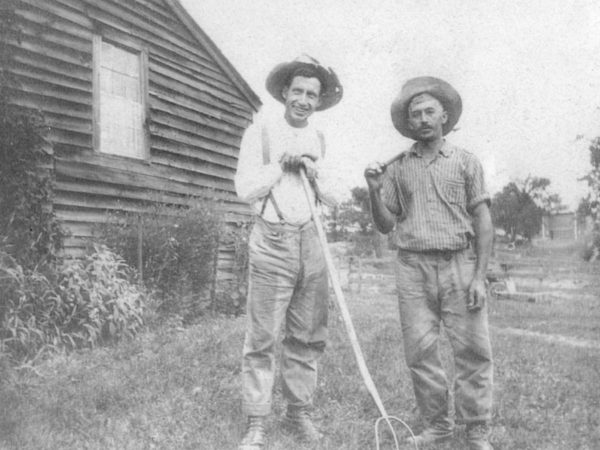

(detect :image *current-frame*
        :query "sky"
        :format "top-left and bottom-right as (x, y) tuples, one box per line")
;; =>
(180, 0), (600, 209)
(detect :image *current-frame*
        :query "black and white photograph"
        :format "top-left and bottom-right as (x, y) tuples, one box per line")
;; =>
(0, 0), (599, 449)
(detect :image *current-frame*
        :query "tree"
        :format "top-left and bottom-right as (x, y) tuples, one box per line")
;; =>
(525, 177), (566, 213)
(579, 137), (600, 259)
(491, 176), (565, 241)
(337, 187), (372, 235)
(576, 196), (596, 221)
(580, 137), (600, 218)
(325, 186), (386, 257)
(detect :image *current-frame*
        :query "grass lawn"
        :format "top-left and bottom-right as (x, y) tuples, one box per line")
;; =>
(1, 246), (599, 449)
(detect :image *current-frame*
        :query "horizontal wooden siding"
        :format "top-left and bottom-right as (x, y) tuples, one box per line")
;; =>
(9, 0), (256, 281)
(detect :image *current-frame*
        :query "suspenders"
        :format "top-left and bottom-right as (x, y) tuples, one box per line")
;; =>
(260, 125), (326, 224)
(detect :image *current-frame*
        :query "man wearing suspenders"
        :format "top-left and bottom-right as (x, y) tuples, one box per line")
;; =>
(234, 55), (342, 450)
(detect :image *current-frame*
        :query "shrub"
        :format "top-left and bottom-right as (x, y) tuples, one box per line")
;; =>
(581, 228), (600, 261)
(0, 245), (145, 362)
(95, 199), (221, 321)
(347, 233), (377, 257)
(0, 106), (66, 268)
(0, 1), (66, 269)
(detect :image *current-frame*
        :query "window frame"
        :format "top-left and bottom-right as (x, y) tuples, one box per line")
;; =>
(92, 34), (150, 160)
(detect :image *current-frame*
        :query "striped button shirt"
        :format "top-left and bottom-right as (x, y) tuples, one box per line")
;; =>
(381, 141), (490, 251)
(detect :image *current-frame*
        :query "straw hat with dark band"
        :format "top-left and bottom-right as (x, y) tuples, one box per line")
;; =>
(265, 54), (343, 111)
(390, 76), (462, 139)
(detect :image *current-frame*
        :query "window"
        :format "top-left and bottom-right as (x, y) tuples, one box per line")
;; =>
(93, 36), (148, 159)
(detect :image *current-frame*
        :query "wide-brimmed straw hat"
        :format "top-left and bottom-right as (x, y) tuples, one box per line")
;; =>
(390, 76), (462, 139)
(265, 54), (343, 111)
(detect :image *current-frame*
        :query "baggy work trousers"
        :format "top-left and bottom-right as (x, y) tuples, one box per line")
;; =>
(395, 249), (493, 426)
(241, 218), (329, 416)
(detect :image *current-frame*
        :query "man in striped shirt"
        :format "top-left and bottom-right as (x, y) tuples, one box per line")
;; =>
(364, 77), (494, 450)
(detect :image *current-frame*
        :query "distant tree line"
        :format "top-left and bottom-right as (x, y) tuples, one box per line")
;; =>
(490, 175), (566, 242)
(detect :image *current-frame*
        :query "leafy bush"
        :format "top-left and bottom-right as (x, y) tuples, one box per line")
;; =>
(345, 234), (374, 257)
(0, 245), (145, 362)
(95, 200), (221, 321)
(344, 232), (391, 258)
(0, 107), (66, 268)
(581, 228), (600, 261)
(0, 0), (66, 269)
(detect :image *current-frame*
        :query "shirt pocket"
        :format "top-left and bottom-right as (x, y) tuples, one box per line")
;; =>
(441, 178), (466, 205)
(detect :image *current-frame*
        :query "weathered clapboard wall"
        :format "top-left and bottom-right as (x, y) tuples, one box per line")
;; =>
(8, 0), (261, 281)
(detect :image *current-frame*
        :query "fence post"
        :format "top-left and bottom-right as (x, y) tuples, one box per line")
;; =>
(137, 214), (143, 282)
(357, 258), (362, 293)
(210, 228), (220, 316)
(348, 256), (354, 292)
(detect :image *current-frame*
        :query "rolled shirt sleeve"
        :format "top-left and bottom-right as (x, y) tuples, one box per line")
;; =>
(465, 153), (491, 213)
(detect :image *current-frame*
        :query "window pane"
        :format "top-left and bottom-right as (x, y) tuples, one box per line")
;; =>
(98, 41), (144, 158)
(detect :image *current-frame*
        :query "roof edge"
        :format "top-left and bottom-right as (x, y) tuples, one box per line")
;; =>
(165, 0), (262, 112)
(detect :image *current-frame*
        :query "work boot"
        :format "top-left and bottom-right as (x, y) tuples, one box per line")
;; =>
(466, 422), (493, 450)
(282, 405), (322, 443)
(238, 416), (266, 450)
(406, 421), (454, 447)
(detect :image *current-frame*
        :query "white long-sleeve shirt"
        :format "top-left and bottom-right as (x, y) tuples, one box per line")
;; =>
(235, 115), (339, 225)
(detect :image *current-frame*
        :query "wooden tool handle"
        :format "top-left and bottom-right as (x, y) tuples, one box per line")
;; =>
(383, 152), (404, 168)
(299, 170), (389, 418)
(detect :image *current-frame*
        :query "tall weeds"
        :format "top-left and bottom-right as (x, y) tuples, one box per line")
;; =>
(95, 199), (221, 321)
(0, 245), (145, 362)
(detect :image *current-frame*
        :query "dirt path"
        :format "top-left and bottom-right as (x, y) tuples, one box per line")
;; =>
(492, 326), (600, 350)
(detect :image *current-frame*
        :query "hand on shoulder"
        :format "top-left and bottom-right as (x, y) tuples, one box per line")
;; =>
(364, 161), (386, 190)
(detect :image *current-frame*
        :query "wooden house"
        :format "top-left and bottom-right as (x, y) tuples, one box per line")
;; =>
(7, 0), (261, 282)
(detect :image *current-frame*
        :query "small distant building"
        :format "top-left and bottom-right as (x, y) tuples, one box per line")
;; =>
(540, 212), (578, 240)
